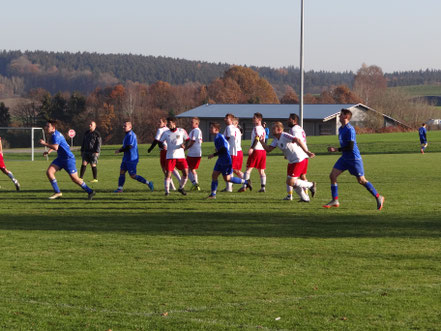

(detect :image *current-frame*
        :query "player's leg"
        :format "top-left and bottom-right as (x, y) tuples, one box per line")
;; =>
(91, 163), (98, 182)
(46, 163), (63, 199)
(0, 166), (20, 191)
(69, 171), (95, 199)
(128, 163), (154, 192)
(178, 166), (189, 195)
(164, 170), (173, 195)
(356, 175), (384, 210)
(208, 170), (221, 198)
(114, 162), (128, 193)
(79, 156), (88, 179)
(239, 167), (253, 192)
(258, 168), (266, 192)
(323, 167), (343, 208)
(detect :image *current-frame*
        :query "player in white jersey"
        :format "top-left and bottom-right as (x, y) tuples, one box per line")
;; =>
(186, 117), (203, 190)
(260, 122), (316, 202)
(159, 117), (189, 196)
(222, 114), (244, 192)
(239, 112), (267, 192)
(288, 113), (309, 186)
(147, 117), (181, 191)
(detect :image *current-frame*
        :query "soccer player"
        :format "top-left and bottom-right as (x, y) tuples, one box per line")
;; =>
(79, 121), (101, 182)
(240, 112), (267, 192)
(259, 122), (316, 202)
(114, 121), (154, 193)
(39, 120), (95, 200)
(288, 113), (310, 187)
(222, 114), (243, 192)
(207, 122), (250, 199)
(147, 117), (181, 191)
(323, 108), (384, 210)
(159, 117), (189, 196)
(0, 136), (20, 191)
(419, 123), (428, 153)
(186, 117), (203, 190)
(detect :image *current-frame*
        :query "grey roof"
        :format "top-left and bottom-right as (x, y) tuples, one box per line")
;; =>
(177, 104), (354, 120)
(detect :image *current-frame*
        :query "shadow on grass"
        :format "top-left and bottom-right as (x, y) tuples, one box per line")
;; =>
(0, 211), (439, 239)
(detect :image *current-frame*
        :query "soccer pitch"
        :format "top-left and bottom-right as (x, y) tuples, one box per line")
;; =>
(0, 132), (440, 330)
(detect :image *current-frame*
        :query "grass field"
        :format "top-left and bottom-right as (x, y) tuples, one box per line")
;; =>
(1, 132), (440, 330)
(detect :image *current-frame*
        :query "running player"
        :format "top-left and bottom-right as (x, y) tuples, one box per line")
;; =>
(159, 117), (189, 196)
(0, 136), (20, 191)
(39, 120), (95, 200)
(114, 121), (154, 193)
(260, 122), (316, 202)
(419, 123), (428, 153)
(147, 117), (181, 190)
(323, 108), (384, 210)
(240, 112), (266, 192)
(186, 117), (202, 190)
(207, 122), (250, 199)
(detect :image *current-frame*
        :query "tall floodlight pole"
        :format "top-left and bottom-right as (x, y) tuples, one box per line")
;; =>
(299, 0), (305, 127)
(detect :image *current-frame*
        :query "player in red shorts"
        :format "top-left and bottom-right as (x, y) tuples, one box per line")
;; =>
(222, 114), (244, 192)
(186, 117), (203, 190)
(260, 122), (316, 202)
(148, 117), (181, 191)
(239, 112), (267, 192)
(0, 136), (20, 191)
(159, 117), (189, 196)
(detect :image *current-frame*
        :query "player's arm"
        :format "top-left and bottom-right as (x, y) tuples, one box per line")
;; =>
(185, 139), (195, 150)
(95, 132), (102, 155)
(258, 136), (276, 153)
(115, 144), (132, 154)
(148, 139), (165, 153)
(208, 146), (227, 159)
(292, 137), (315, 158)
(39, 138), (59, 151)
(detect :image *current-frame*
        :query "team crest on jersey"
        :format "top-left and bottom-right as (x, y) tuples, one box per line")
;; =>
(176, 135), (181, 139)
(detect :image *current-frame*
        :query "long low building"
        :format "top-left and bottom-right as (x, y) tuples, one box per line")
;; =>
(177, 103), (408, 140)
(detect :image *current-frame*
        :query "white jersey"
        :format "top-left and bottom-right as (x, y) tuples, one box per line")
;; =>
(270, 131), (308, 163)
(224, 124), (238, 156)
(187, 127), (203, 157)
(235, 127), (242, 152)
(251, 125), (265, 151)
(159, 128), (189, 159)
(155, 126), (169, 150)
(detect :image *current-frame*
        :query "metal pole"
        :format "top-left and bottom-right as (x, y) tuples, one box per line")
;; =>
(299, 0), (305, 127)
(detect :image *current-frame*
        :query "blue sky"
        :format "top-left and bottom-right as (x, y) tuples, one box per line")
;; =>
(2, 0), (440, 72)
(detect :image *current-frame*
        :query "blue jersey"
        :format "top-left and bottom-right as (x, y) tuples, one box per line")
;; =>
(122, 130), (139, 162)
(51, 130), (74, 159)
(419, 126), (427, 141)
(339, 123), (361, 160)
(214, 133), (231, 165)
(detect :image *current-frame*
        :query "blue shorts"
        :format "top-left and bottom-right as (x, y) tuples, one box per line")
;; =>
(333, 157), (364, 177)
(420, 139), (427, 145)
(52, 157), (77, 174)
(121, 161), (138, 175)
(214, 160), (233, 176)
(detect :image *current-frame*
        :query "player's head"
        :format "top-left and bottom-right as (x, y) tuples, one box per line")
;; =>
(233, 117), (239, 127)
(224, 113), (234, 125)
(422, 123), (427, 127)
(123, 121), (132, 132)
(45, 119), (57, 133)
(89, 121), (96, 131)
(253, 112), (263, 125)
(159, 117), (167, 127)
(167, 117), (177, 130)
(272, 122), (284, 137)
(209, 122), (221, 135)
(288, 113), (299, 127)
(339, 108), (352, 124)
(191, 117), (200, 128)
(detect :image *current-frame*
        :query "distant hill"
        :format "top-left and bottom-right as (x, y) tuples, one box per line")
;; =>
(1, 50), (441, 96)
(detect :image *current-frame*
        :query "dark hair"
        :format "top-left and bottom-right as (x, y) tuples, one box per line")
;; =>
(210, 122), (221, 130)
(167, 116), (177, 123)
(47, 119), (57, 126)
(340, 108), (353, 119)
(289, 113), (299, 123)
(253, 112), (263, 120)
(225, 113), (235, 120)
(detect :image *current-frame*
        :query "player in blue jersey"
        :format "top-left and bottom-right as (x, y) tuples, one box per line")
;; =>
(39, 120), (95, 200)
(323, 109), (384, 210)
(419, 123), (428, 153)
(207, 122), (251, 199)
(114, 121), (154, 193)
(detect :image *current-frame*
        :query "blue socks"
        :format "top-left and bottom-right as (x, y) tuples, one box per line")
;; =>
(230, 177), (243, 184)
(135, 175), (147, 184)
(80, 182), (93, 194)
(364, 181), (379, 198)
(211, 180), (218, 195)
(50, 179), (61, 193)
(331, 184), (338, 200)
(118, 174), (126, 188)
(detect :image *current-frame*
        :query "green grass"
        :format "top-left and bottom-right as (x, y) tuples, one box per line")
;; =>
(390, 84), (441, 97)
(0, 133), (440, 330)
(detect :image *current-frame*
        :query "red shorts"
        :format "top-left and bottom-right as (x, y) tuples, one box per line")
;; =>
(0, 153), (5, 169)
(287, 158), (309, 178)
(246, 150), (266, 170)
(160, 150), (167, 169)
(187, 156), (201, 170)
(166, 158), (188, 172)
(232, 151), (243, 171)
